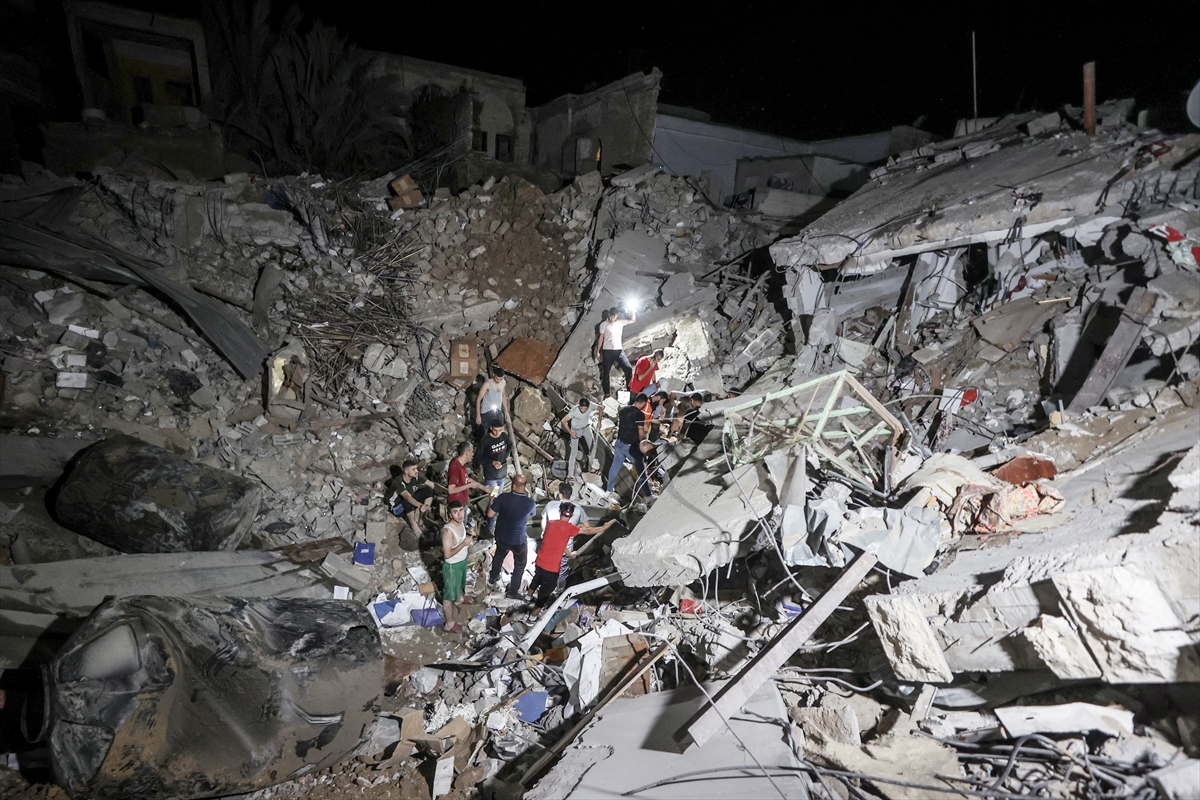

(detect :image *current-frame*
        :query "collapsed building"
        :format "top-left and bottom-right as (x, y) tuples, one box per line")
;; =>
(1, 10), (1199, 798)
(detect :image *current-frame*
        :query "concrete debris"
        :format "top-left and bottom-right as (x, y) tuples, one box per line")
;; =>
(2, 84), (1198, 800)
(994, 702), (1135, 738)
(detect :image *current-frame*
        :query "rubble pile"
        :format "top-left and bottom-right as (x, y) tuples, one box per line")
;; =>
(3, 100), (1200, 800)
(385, 175), (583, 348)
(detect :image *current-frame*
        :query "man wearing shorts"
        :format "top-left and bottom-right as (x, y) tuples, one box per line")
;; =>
(440, 501), (474, 633)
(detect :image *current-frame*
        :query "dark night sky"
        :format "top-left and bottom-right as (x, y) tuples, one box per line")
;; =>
(6, 0), (1197, 140)
(299, 0), (1197, 139)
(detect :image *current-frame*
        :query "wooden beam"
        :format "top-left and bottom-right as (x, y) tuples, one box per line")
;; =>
(520, 639), (671, 787)
(678, 551), (879, 748)
(1065, 288), (1156, 415)
(1083, 62), (1097, 136)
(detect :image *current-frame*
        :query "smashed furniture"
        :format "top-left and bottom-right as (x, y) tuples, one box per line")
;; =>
(712, 369), (902, 488)
(55, 434), (262, 553)
(46, 596), (381, 799)
(612, 370), (904, 587)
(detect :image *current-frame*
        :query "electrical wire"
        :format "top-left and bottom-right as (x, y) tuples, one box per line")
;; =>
(719, 426), (812, 603)
(620, 762), (1046, 799)
(774, 673), (884, 694)
(633, 632), (792, 800)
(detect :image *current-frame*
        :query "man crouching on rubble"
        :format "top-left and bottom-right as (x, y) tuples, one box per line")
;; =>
(441, 500), (474, 633)
(387, 459), (438, 539)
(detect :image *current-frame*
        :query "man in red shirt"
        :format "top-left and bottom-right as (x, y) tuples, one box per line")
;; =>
(629, 349), (663, 396)
(447, 441), (486, 528)
(528, 504), (614, 612)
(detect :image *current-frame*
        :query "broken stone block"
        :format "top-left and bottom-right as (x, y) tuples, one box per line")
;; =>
(790, 705), (861, 744)
(237, 203), (299, 245)
(410, 667), (440, 694)
(1021, 614), (1103, 680)
(320, 551), (370, 591)
(362, 343), (407, 379)
(55, 372), (91, 389)
(1052, 567), (1200, 683)
(190, 384), (217, 409)
(513, 387), (551, 426)
(1147, 317), (1200, 356)
(864, 594), (954, 683)
(249, 457), (296, 493)
(659, 271), (694, 306)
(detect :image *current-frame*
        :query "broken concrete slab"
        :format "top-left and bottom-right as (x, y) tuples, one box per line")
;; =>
(611, 444), (771, 586)
(869, 413), (1200, 685)
(994, 702), (1135, 738)
(1147, 759), (1200, 800)
(529, 680), (800, 800)
(771, 123), (1199, 270)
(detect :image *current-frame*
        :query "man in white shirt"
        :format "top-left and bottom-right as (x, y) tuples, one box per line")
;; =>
(594, 307), (634, 397)
(542, 481), (589, 529)
(561, 397), (597, 477)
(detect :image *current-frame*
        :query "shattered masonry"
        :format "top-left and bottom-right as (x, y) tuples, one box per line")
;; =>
(1, 64), (1199, 800)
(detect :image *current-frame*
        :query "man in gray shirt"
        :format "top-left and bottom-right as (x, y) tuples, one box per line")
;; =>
(561, 397), (597, 477)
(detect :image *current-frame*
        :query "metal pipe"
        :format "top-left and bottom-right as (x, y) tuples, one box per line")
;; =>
(520, 572), (620, 650)
(1083, 62), (1096, 136)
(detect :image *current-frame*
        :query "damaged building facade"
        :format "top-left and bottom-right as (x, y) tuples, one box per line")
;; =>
(1, 5), (1199, 799)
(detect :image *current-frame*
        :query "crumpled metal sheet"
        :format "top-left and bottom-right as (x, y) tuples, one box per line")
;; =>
(48, 595), (382, 799)
(0, 188), (268, 379)
(55, 435), (261, 554)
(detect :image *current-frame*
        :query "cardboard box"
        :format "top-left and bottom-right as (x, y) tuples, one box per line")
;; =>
(440, 338), (478, 390)
(388, 174), (424, 210)
(392, 707), (424, 740)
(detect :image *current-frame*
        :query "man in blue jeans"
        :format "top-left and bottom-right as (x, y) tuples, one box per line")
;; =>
(607, 394), (652, 500)
(486, 473), (536, 599)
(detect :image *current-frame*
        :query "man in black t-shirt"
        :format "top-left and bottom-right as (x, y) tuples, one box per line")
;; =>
(605, 393), (652, 500)
(474, 421), (511, 530)
(386, 459), (438, 537)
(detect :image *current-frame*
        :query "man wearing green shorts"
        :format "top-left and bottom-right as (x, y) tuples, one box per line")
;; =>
(440, 501), (474, 632)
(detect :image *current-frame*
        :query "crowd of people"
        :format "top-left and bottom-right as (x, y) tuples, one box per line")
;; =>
(383, 306), (717, 633)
